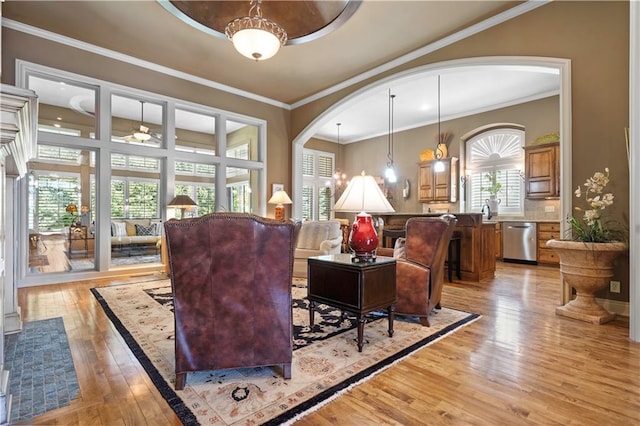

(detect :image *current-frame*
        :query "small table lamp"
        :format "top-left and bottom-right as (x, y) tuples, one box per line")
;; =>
(168, 195), (197, 219)
(334, 171), (395, 262)
(268, 190), (292, 220)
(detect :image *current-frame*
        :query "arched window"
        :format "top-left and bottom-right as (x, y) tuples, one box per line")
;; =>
(465, 127), (525, 216)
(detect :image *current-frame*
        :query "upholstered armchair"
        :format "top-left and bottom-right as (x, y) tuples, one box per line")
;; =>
(164, 213), (301, 390)
(377, 215), (457, 326)
(293, 220), (343, 278)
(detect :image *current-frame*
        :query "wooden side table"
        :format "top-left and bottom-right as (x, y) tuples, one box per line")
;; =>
(68, 225), (89, 257)
(307, 254), (396, 352)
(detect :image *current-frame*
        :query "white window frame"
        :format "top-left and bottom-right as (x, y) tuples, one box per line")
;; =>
(465, 128), (525, 216)
(16, 60), (267, 285)
(302, 148), (335, 221)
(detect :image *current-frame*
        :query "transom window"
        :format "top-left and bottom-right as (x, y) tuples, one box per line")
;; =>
(465, 128), (525, 216)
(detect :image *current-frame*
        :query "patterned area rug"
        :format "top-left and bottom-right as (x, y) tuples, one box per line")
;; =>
(4, 317), (80, 423)
(91, 279), (479, 425)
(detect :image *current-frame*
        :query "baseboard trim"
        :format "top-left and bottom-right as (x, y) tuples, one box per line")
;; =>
(596, 298), (630, 318)
(3, 310), (23, 334)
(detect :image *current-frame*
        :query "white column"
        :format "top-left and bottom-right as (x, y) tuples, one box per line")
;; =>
(629, 0), (640, 343)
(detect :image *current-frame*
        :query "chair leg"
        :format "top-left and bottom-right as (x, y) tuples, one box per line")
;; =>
(282, 363), (292, 379)
(175, 372), (187, 390)
(419, 317), (430, 327)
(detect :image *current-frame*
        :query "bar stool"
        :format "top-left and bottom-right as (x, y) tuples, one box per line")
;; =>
(382, 229), (405, 248)
(447, 231), (462, 282)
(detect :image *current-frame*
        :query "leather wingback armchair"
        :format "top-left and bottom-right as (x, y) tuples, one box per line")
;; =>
(293, 220), (343, 278)
(378, 214), (457, 326)
(164, 213), (301, 390)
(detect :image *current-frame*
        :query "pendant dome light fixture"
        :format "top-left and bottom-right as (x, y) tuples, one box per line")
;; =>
(385, 89), (398, 183)
(225, 0), (288, 61)
(434, 75), (446, 173)
(333, 122), (348, 199)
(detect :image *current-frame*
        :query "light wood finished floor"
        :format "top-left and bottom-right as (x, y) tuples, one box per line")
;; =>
(15, 262), (640, 425)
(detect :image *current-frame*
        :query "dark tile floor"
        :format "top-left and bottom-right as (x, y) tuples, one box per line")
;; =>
(4, 317), (80, 423)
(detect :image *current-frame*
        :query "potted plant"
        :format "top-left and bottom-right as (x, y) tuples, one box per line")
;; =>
(546, 167), (628, 324)
(481, 171), (502, 214)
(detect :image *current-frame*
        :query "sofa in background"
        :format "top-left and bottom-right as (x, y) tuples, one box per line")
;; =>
(110, 218), (162, 255)
(293, 220), (343, 278)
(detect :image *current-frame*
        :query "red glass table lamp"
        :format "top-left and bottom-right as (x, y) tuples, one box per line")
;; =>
(334, 172), (395, 262)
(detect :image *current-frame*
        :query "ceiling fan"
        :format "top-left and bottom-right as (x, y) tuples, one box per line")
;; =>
(124, 101), (161, 143)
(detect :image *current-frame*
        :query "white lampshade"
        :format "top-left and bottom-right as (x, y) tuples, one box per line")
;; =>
(232, 28), (282, 60)
(334, 172), (395, 213)
(268, 190), (292, 205)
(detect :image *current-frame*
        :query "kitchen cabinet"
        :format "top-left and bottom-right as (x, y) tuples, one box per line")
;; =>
(537, 222), (561, 265)
(524, 142), (560, 199)
(418, 157), (458, 203)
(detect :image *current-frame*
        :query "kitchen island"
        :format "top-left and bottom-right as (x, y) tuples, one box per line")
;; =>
(377, 213), (495, 282)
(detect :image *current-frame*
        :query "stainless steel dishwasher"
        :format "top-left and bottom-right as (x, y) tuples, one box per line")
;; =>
(502, 222), (537, 263)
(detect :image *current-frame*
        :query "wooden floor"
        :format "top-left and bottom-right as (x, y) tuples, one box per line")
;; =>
(15, 262), (640, 425)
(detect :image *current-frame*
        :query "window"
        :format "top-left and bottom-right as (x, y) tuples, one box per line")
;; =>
(465, 128), (525, 216)
(30, 173), (81, 230)
(111, 94), (163, 148)
(302, 149), (335, 221)
(27, 73), (98, 139)
(175, 108), (216, 156)
(111, 153), (161, 219)
(110, 179), (159, 219)
(21, 62), (266, 279)
(175, 160), (216, 217)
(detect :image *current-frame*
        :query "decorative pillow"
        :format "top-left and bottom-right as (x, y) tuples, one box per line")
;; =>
(111, 222), (127, 237)
(125, 219), (150, 236)
(135, 223), (157, 236)
(151, 221), (163, 236)
(393, 237), (406, 259)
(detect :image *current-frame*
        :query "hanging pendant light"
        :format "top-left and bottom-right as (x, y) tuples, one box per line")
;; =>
(225, 0), (288, 61)
(333, 123), (348, 199)
(434, 75), (446, 173)
(385, 89), (398, 183)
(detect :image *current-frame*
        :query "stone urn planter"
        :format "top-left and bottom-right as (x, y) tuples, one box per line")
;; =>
(546, 239), (626, 324)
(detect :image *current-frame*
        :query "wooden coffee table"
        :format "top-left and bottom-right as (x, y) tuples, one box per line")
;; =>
(307, 253), (396, 352)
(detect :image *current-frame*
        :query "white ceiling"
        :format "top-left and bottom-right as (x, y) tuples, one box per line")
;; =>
(3, 1), (558, 143)
(314, 65), (560, 144)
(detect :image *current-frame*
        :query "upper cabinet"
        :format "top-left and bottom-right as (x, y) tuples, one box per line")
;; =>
(524, 142), (559, 199)
(418, 157), (458, 203)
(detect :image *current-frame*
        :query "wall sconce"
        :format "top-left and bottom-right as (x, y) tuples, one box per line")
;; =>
(333, 169), (349, 200)
(460, 174), (469, 188)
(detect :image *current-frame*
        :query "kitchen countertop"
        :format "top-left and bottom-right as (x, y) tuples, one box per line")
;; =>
(484, 218), (561, 223)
